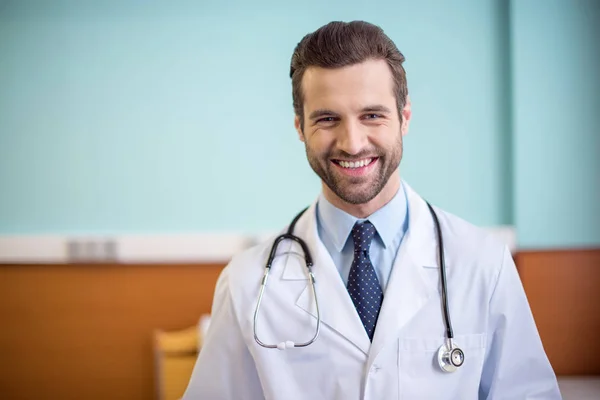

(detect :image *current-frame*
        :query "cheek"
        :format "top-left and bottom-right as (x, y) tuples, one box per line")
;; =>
(371, 127), (401, 149)
(306, 131), (335, 155)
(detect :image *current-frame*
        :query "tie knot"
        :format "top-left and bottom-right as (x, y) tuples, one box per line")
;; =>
(351, 220), (376, 254)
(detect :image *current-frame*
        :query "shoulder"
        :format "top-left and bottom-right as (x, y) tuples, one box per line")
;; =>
(403, 182), (511, 267)
(210, 229), (295, 338)
(430, 205), (511, 275)
(424, 205), (518, 309)
(216, 230), (286, 294)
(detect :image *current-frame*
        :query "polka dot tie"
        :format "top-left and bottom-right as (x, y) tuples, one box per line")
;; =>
(347, 220), (383, 341)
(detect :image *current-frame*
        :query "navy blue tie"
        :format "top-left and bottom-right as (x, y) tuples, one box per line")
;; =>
(347, 221), (384, 341)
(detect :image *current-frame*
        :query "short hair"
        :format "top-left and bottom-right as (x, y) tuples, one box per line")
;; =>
(290, 20), (408, 126)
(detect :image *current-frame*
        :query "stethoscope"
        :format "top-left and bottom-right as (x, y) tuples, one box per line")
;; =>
(253, 201), (465, 373)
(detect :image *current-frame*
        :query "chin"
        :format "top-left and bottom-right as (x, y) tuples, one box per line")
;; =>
(335, 187), (380, 205)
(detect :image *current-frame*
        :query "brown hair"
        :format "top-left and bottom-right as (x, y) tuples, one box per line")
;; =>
(290, 20), (408, 128)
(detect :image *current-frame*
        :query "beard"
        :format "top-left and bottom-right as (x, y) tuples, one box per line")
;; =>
(304, 134), (403, 205)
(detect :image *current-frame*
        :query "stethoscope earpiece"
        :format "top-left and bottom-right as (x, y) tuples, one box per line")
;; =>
(437, 339), (464, 373)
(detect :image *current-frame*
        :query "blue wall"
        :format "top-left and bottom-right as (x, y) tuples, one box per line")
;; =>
(0, 0), (597, 249)
(510, 0), (600, 249)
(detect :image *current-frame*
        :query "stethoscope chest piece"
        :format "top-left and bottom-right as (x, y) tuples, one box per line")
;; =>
(437, 340), (464, 373)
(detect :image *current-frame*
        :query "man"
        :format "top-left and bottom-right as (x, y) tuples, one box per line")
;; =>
(183, 21), (561, 399)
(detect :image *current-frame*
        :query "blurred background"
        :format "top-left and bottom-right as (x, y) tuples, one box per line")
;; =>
(0, 0), (598, 399)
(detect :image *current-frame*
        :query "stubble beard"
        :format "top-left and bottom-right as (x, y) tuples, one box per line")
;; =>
(305, 134), (403, 205)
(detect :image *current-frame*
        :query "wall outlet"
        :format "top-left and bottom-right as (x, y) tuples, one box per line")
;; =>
(66, 238), (118, 263)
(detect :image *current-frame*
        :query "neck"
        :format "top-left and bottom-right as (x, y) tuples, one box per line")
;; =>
(322, 173), (401, 219)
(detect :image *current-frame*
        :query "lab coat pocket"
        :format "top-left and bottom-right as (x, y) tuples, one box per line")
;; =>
(398, 333), (486, 400)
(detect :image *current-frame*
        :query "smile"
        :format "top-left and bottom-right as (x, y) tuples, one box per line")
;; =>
(333, 158), (376, 169)
(331, 157), (379, 177)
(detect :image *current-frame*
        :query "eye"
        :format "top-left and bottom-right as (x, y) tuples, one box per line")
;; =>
(364, 113), (381, 120)
(317, 116), (338, 123)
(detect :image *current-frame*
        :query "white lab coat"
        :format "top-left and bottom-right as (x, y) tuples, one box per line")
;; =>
(183, 183), (561, 399)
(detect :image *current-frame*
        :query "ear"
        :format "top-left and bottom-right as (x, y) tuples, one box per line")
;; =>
(401, 95), (412, 137)
(294, 115), (305, 142)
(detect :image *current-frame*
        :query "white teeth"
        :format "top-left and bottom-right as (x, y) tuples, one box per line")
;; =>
(338, 158), (372, 169)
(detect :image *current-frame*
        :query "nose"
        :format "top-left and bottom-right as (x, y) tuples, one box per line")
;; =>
(337, 121), (368, 156)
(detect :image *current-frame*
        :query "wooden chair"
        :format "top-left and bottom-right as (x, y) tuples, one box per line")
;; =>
(154, 315), (211, 400)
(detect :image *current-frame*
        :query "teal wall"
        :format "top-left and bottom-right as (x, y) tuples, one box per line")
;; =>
(0, 0), (598, 249)
(510, 0), (600, 249)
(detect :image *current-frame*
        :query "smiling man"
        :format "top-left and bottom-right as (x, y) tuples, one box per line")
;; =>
(296, 57), (406, 218)
(183, 21), (561, 400)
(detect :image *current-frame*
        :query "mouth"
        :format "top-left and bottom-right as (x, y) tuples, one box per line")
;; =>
(331, 157), (379, 176)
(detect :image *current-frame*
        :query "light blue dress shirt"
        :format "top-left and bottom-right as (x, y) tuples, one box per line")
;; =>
(315, 182), (409, 293)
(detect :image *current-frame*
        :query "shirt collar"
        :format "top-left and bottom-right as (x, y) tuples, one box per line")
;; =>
(316, 181), (409, 252)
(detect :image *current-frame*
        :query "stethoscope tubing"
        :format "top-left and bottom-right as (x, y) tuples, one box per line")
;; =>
(253, 201), (459, 367)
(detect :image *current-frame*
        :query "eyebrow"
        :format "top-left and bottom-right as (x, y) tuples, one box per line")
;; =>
(308, 109), (339, 120)
(361, 105), (392, 114)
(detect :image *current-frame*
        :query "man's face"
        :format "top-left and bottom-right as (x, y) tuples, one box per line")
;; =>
(295, 59), (410, 205)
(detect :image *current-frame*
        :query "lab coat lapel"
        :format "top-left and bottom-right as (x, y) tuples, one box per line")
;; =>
(368, 183), (438, 365)
(281, 202), (371, 355)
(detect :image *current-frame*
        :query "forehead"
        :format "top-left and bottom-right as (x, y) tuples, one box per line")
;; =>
(301, 59), (396, 111)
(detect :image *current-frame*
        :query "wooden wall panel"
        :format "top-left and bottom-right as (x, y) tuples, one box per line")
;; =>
(0, 263), (225, 400)
(1, 249), (599, 399)
(516, 249), (600, 375)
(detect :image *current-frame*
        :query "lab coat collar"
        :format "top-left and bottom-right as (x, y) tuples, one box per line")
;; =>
(400, 181), (440, 268)
(367, 181), (439, 365)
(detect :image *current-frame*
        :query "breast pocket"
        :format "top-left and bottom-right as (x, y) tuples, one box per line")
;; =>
(398, 333), (486, 400)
